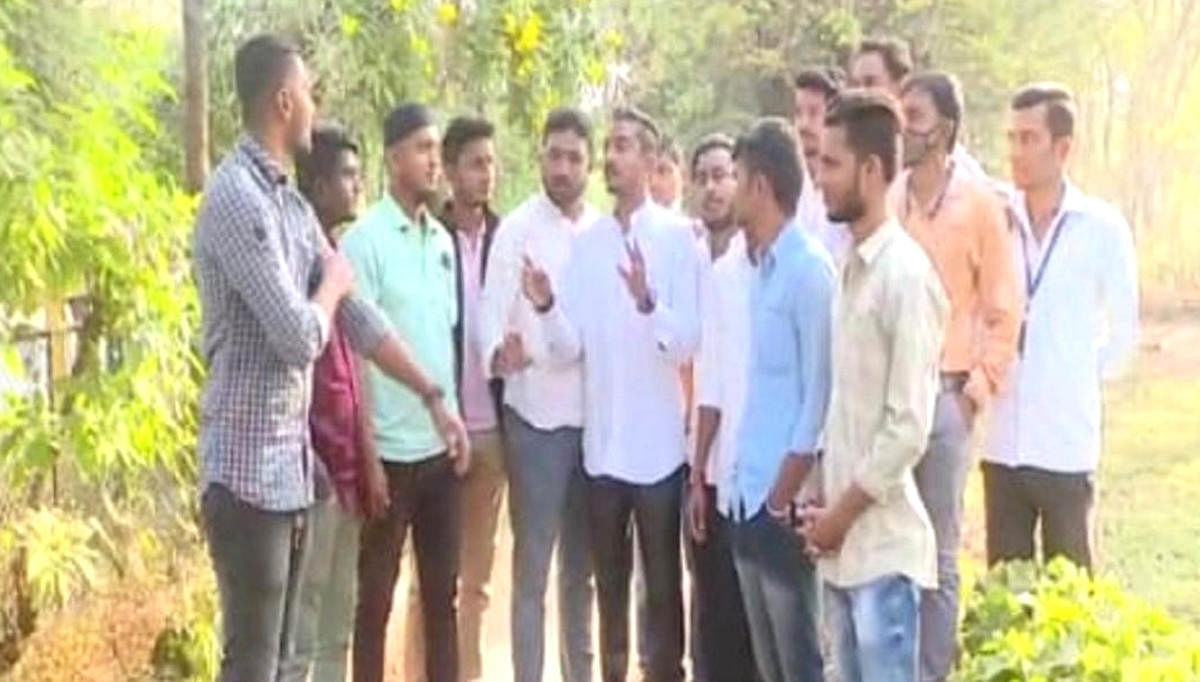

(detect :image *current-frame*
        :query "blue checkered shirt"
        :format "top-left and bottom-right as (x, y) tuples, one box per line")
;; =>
(193, 136), (389, 512)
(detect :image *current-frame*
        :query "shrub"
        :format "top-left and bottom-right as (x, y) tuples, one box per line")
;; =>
(956, 560), (1200, 681)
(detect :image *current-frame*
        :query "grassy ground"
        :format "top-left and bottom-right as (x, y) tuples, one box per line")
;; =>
(959, 311), (1200, 627)
(7, 314), (1199, 681)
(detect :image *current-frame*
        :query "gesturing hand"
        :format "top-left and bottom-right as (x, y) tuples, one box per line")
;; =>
(521, 255), (554, 311)
(491, 332), (533, 376)
(617, 239), (654, 314)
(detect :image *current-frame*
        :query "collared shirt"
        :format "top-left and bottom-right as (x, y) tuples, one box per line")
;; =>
(986, 181), (1139, 473)
(729, 223), (834, 519)
(892, 164), (1022, 409)
(479, 193), (599, 430)
(193, 136), (389, 512)
(310, 315), (368, 513)
(455, 227), (498, 432)
(820, 218), (948, 590)
(796, 167), (853, 264)
(952, 144), (988, 181)
(694, 231), (750, 492)
(541, 199), (701, 484)
(342, 195), (459, 462)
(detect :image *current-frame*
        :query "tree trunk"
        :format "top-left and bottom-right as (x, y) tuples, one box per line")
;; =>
(183, 0), (209, 193)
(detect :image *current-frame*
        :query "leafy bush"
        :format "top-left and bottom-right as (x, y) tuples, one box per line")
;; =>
(956, 560), (1200, 681)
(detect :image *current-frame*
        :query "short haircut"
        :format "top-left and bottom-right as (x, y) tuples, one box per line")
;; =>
(856, 37), (913, 83)
(794, 67), (842, 103)
(659, 135), (683, 166)
(901, 71), (964, 148)
(1012, 82), (1076, 139)
(542, 107), (594, 154)
(611, 106), (661, 154)
(297, 123), (359, 199)
(690, 133), (735, 175)
(383, 103), (436, 148)
(235, 34), (300, 122)
(824, 89), (904, 183)
(441, 115), (495, 166)
(732, 118), (803, 211)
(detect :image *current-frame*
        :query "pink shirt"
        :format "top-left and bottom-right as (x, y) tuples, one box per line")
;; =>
(457, 229), (498, 432)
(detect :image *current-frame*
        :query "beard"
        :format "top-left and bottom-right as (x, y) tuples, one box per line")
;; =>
(544, 174), (585, 210)
(827, 176), (867, 223)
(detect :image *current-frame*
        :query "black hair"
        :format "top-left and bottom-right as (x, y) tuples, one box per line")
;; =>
(901, 70), (964, 148)
(383, 102), (437, 148)
(442, 115), (495, 166)
(690, 133), (735, 176)
(856, 37), (913, 83)
(235, 33), (301, 123)
(542, 107), (594, 155)
(297, 123), (359, 199)
(1012, 82), (1076, 139)
(794, 67), (842, 103)
(732, 118), (803, 211)
(611, 106), (661, 154)
(824, 89), (904, 183)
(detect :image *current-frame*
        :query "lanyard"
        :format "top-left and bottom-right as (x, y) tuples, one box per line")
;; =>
(903, 160), (956, 222)
(1018, 208), (1069, 303)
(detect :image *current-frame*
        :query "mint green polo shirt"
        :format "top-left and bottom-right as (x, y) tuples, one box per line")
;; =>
(341, 194), (459, 463)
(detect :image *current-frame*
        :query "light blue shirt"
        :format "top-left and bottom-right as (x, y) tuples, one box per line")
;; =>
(727, 222), (835, 520)
(341, 195), (459, 463)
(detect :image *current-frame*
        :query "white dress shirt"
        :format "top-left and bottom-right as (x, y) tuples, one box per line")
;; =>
(479, 193), (599, 430)
(695, 231), (750, 503)
(541, 199), (702, 484)
(797, 167), (852, 264)
(986, 180), (1139, 474)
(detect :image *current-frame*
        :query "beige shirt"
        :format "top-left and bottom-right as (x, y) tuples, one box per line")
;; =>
(819, 218), (948, 590)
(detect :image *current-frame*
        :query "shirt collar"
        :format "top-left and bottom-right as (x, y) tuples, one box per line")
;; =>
(238, 135), (289, 188)
(380, 192), (431, 234)
(751, 218), (801, 271)
(1008, 178), (1085, 231)
(613, 197), (654, 236)
(439, 198), (499, 236)
(855, 218), (902, 266)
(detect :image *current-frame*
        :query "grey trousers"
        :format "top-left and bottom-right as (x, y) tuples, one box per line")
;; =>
(202, 483), (313, 682)
(294, 496), (361, 682)
(981, 462), (1095, 570)
(913, 390), (973, 682)
(504, 407), (595, 682)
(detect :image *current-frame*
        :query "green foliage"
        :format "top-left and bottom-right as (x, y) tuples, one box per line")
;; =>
(956, 560), (1200, 681)
(150, 571), (218, 682)
(0, 508), (104, 613)
(0, 1), (200, 488)
(205, 0), (616, 210)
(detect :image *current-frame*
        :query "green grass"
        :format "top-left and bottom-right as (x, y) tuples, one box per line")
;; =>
(1097, 375), (1200, 624)
(961, 328), (1200, 626)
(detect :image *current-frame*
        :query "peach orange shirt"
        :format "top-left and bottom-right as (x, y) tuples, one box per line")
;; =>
(891, 164), (1022, 410)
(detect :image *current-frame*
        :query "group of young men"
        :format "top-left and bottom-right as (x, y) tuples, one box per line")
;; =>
(193, 31), (1139, 682)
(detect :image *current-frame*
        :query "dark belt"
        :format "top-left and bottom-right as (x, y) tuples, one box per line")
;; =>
(940, 371), (968, 393)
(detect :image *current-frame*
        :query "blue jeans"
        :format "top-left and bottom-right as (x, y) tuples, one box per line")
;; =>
(731, 508), (823, 682)
(825, 575), (921, 682)
(503, 407), (594, 682)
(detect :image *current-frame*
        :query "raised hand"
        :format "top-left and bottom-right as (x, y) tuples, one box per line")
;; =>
(617, 239), (654, 313)
(521, 254), (554, 311)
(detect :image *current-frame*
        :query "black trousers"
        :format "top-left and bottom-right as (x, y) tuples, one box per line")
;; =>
(354, 455), (461, 682)
(982, 461), (1095, 570)
(588, 466), (685, 682)
(689, 485), (759, 682)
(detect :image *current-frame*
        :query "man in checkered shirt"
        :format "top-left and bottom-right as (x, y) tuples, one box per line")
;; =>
(192, 34), (469, 682)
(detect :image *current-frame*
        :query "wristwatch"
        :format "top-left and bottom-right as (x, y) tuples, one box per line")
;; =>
(421, 385), (445, 407)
